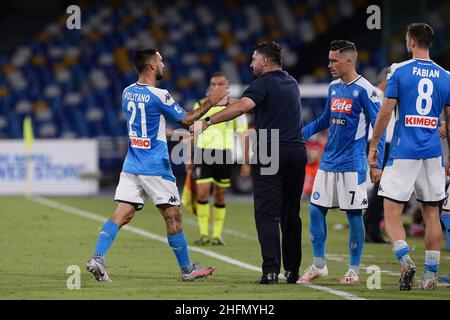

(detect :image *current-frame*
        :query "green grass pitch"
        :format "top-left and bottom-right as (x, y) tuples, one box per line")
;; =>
(0, 196), (449, 300)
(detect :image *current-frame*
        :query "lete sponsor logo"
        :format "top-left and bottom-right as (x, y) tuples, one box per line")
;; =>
(331, 98), (353, 114)
(404, 115), (438, 129)
(130, 137), (151, 149)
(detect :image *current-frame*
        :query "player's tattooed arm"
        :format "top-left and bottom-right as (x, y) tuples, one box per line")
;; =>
(178, 99), (214, 128)
(178, 86), (228, 128)
(202, 97), (256, 132)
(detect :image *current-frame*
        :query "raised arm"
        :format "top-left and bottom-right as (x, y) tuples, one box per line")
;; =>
(201, 76), (265, 130)
(178, 86), (228, 128)
(201, 97), (256, 131)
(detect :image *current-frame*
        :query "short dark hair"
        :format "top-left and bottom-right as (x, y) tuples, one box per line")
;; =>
(211, 71), (226, 78)
(134, 48), (158, 73)
(407, 23), (434, 49)
(330, 40), (357, 53)
(254, 41), (282, 66)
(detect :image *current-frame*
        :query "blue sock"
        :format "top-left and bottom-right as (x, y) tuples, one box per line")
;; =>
(167, 231), (192, 272)
(424, 250), (440, 278)
(392, 239), (413, 267)
(346, 210), (365, 271)
(94, 220), (119, 257)
(441, 214), (450, 250)
(309, 204), (328, 266)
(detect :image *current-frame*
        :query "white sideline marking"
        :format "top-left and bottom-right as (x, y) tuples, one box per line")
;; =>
(185, 216), (400, 276)
(30, 196), (367, 300)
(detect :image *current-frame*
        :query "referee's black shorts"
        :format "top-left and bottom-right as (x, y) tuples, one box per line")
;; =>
(193, 149), (233, 188)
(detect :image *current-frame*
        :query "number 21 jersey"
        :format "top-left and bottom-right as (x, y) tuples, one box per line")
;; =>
(385, 58), (450, 159)
(121, 82), (186, 177)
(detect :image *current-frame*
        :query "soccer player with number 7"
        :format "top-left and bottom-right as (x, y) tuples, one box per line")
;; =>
(86, 48), (228, 282)
(369, 23), (450, 291)
(298, 40), (386, 286)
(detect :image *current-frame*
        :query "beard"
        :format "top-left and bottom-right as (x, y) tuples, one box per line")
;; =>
(156, 68), (163, 80)
(251, 68), (260, 79)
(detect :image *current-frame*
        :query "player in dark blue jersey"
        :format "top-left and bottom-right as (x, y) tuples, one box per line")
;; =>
(196, 42), (307, 285)
(370, 23), (450, 290)
(86, 48), (227, 282)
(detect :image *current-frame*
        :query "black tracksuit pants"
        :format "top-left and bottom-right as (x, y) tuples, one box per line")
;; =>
(252, 143), (307, 275)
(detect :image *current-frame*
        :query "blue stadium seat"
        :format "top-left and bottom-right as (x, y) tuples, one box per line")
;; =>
(1, 0), (447, 139)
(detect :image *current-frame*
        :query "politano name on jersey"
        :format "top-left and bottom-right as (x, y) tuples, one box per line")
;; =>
(121, 82), (186, 178)
(385, 59), (450, 159)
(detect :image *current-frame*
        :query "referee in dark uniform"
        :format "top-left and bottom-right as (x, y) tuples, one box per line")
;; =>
(198, 42), (307, 284)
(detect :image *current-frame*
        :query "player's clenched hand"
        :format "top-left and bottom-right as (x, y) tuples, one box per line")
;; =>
(370, 168), (382, 183)
(367, 149), (378, 168)
(208, 85), (229, 105)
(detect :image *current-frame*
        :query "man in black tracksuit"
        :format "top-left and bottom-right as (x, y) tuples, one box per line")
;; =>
(198, 41), (307, 284)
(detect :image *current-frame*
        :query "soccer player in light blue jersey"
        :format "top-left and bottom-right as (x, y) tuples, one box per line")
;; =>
(86, 48), (227, 282)
(298, 40), (386, 285)
(369, 23), (450, 290)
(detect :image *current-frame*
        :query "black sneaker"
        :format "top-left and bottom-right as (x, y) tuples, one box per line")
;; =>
(194, 235), (210, 246)
(211, 237), (226, 246)
(284, 271), (299, 284)
(256, 273), (278, 285)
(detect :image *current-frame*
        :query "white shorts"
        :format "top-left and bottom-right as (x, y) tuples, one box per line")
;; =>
(114, 172), (180, 210)
(378, 157), (445, 203)
(310, 169), (368, 210)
